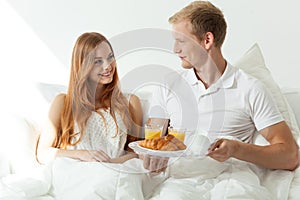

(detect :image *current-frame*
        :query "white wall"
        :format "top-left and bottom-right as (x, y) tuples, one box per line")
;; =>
(0, 0), (299, 112)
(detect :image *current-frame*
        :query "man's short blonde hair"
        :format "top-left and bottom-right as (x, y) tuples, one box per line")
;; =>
(169, 1), (227, 48)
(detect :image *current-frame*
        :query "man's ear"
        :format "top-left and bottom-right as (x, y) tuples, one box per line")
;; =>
(202, 32), (214, 50)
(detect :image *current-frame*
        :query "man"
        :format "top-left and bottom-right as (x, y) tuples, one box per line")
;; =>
(144, 1), (298, 172)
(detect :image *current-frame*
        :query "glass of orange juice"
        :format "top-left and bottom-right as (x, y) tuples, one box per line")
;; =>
(168, 127), (186, 142)
(144, 124), (163, 139)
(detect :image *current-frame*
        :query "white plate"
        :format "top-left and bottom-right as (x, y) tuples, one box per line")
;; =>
(128, 141), (187, 157)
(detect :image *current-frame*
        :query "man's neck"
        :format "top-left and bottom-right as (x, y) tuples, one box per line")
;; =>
(193, 51), (226, 89)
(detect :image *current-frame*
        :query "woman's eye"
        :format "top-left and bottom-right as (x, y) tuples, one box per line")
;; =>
(94, 60), (103, 65)
(108, 55), (114, 61)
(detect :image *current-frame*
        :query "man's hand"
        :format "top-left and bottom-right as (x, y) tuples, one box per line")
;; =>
(139, 154), (169, 173)
(206, 138), (239, 162)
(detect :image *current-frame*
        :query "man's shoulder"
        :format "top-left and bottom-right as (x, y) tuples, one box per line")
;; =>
(233, 66), (261, 85)
(231, 66), (267, 95)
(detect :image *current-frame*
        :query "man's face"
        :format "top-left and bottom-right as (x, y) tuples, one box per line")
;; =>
(172, 20), (208, 69)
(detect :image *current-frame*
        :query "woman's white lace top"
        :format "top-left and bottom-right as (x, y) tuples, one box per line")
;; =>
(70, 109), (128, 158)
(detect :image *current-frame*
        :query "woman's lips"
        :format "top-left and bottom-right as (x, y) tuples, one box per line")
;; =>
(98, 70), (112, 77)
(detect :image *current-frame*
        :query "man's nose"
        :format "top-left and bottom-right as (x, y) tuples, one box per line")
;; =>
(173, 42), (181, 54)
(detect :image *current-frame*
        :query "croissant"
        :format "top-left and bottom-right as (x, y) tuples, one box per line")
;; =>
(138, 134), (186, 151)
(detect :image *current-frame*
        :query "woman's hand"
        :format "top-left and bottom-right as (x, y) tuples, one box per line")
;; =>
(77, 150), (111, 162)
(109, 152), (138, 164)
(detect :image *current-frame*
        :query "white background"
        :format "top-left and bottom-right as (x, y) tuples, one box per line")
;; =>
(0, 0), (299, 120)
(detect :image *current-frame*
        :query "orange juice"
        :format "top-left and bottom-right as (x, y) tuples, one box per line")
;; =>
(168, 128), (186, 142)
(145, 129), (161, 139)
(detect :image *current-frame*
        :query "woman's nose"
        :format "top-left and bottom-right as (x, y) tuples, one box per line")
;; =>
(103, 60), (112, 70)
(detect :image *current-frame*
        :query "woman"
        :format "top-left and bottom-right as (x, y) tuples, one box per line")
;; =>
(36, 32), (143, 164)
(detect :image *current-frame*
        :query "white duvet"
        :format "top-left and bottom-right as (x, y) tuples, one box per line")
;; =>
(0, 155), (295, 200)
(149, 157), (294, 200)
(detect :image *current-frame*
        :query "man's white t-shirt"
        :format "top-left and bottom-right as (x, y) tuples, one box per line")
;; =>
(148, 63), (283, 143)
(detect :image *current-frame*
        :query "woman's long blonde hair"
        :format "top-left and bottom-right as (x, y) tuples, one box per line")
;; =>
(53, 32), (131, 149)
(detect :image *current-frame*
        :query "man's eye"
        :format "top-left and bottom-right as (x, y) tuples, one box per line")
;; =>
(94, 60), (103, 65)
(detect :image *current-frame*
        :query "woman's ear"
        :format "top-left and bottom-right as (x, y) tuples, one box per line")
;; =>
(202, 32), (214, 50)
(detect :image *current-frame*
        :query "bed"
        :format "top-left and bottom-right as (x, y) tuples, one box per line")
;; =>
(1, 43), (300, 200)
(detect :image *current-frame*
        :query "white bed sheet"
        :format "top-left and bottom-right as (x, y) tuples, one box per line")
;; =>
(288, 161), (300, 200)
(148, 157), (294, 200)
(0, 155), (297, 200)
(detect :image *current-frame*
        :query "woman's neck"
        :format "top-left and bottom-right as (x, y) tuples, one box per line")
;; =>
(93, 85), (110, 110)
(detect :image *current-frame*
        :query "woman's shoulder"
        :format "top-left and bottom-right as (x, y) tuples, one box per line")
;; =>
(52, 93), (66, 104)
(125, 93), (141, 105)
(49, 93), (66, 113)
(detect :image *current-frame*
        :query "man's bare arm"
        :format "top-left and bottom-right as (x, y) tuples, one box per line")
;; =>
(208, 121), (299, 170)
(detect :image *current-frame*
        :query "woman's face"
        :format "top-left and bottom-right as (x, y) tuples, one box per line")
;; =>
(88, 41), (115, 85)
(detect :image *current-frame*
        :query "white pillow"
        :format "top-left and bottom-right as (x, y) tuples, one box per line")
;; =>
(0, 153), (10, 178)
(234, 43), (300, 141)
(282, 89), (300, 130)
(0, 83), (65, 184)
(0, 115), (41, 175)
(4, 83), (67, 175)
(35, 82), (67, 103)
